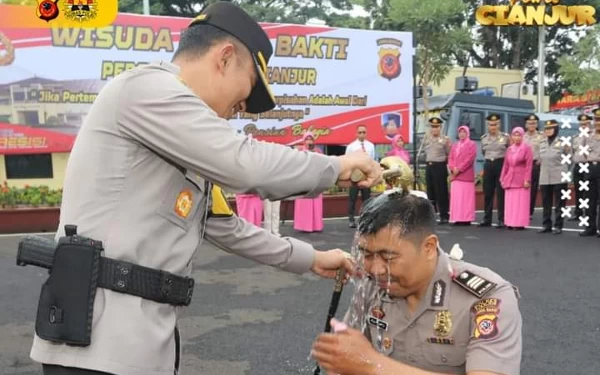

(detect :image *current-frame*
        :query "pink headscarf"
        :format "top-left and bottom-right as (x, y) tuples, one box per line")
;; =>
(302, 131), (315, 141)
(301, 131), (320, 153)
(456, 125), (472, 151)
(507, 127), (527, 158)
(386, 134), (410, 163)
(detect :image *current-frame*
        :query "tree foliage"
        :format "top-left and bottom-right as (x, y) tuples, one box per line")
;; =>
(386, 0), (473, 116)
(557, 24), (600, 95)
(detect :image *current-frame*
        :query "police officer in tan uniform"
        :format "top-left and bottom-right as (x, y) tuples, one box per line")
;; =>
(523, 114), (543, 217)
(538, 119), (570, 235)
(571, 114), (593, 223)
(581, 107), (600, 237)
(479, 114), (509, 228)
(423, 117), (451, 224)
(312, 190), (522, 375)
(28, 3), (382, 375)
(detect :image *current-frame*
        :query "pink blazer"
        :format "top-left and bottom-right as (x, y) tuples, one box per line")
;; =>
(448, 140), (477, 182)
(500, 143), (533, 189)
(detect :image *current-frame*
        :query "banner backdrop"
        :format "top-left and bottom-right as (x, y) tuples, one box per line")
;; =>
(0, 5), (413, 152)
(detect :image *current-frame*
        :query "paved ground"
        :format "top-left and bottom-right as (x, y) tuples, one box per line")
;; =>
(0, 210), (598, 375)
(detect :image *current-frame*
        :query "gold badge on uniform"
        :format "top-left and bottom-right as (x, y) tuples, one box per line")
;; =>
(433, 311), (452, 337)
(175, 190), (193, 218)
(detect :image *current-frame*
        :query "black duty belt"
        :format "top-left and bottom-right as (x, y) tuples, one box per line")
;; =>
(17, 234), (194, 306)
(485, 158), (504, 162)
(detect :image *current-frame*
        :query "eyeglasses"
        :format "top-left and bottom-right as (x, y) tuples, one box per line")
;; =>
(358, 131), (366, 134)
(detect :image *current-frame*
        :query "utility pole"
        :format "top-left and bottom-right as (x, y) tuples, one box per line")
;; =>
(537, 25), (545, 112)
(143, 0), (150, 15)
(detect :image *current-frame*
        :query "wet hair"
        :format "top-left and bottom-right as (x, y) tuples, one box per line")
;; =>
(172, 24), (246, 62)
(357, 190), (436, 245)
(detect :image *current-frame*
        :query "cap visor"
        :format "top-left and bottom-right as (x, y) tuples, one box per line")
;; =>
(245, 55), (276, 114)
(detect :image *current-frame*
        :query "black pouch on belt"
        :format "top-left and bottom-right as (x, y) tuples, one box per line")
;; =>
(35, 235), (103, 346)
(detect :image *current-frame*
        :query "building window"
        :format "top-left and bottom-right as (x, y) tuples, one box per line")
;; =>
(5, 154), (53, 179)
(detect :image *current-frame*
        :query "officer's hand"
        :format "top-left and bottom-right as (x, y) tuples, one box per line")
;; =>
(311, 249), (355, 281)
(337, 151), (383, 189)
(311, 319), (380, 375)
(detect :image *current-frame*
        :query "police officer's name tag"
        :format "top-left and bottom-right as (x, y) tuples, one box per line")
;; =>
(367, 315), (388, 331)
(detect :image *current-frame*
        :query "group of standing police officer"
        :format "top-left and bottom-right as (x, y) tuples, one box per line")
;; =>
(423, 108), (600, 238)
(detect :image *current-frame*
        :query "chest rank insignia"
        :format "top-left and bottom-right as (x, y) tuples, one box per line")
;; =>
(453, 271), (497, 298)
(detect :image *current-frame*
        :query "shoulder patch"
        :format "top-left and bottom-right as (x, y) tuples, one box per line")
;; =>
(453, 271), (497, 298)
(209, 185), (233, 217)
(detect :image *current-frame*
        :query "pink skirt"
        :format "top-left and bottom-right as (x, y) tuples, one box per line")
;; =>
(450, 180), (475, 223)
(504, 188), (530, 228)
(293, 195), (324, 232)
(235, 194), (263, 226)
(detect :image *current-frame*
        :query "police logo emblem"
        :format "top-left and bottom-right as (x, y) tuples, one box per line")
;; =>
(64, 0), (98, 22)
(175, 190), (193, 218)
(382, 337), (393, 350)
(371, 306), (385, 319)
(433, 311), (452, 337)
(376, 38), (403, 81)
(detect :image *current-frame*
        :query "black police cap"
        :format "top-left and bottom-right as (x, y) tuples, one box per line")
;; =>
(486, 114), (500, 122)
(593, 107), (600, 118)
(525, 114), (539, 122)
(578, 114), (591, 121)
(544, 119), (559, 128)
(429, 117), (443, 126)
(189, 2), (275, 114)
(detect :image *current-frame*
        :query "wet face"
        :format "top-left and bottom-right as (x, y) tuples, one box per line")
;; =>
(525, 120), (538, 132)
(544, 127), (556, 137)
(595, 118), (600, 132)
(357, 126), (367, 141)
(512, 132), (522, 144)
(395, 137), (404, 148)
(430, 125), (440, 136)
(213, 42), (256, 119)
(458, 129), (467, 140)
(579, 120), (590, 129)
(360, 226), (437, 298)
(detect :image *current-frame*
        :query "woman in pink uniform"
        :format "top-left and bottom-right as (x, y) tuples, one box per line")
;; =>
(386, 134), (411, 163)
(500, 126), (533, 230)
(448, 125), (477, 225)
(293, 132), (324, 232)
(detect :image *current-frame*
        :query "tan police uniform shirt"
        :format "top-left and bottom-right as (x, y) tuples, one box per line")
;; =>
(572, 128), (590, 164)
(348, 250), (522, 375)
(481, 132), (509, 160)
(424, 135), (450, 162)
(30, 60), (342, 375)
(587, 132), (600, 162)
(523, 131), (543, 162)
(539, 136), (570, 185)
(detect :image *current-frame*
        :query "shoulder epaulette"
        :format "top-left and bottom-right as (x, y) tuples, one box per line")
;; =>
(481, 134), (487, 140)
(453, 270), (497, 298)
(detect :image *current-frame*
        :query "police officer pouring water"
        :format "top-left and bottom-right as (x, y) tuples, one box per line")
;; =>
(311, 190), (522, 375)
(479, 114), (509, 228)
(523, 114), (543, 218)
(24, 3), (382, 375)
(538, 119), (570, 235)
(570, 114), (593, 223)
(580, 107), (600, 237)
(423, 117), (451, 224)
